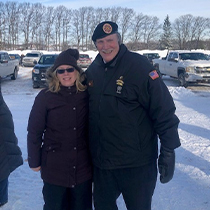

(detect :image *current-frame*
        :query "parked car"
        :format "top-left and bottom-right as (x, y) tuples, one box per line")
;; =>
(153, 51), (210, 87)
(32, 54), (59, 88)
(143, 53), (160, 65)
(9, 53), (21, 65)
(77, 53), (92, 68)
(0, 51), (19, 80)
(22, 51), (42, 67)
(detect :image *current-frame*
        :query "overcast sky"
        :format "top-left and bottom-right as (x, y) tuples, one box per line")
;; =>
(2, 0), (210, 22)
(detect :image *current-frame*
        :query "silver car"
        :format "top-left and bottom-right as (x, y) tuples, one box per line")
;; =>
(22, 52), (42, 67)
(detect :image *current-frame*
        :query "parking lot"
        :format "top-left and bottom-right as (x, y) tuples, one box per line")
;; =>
(1, 66), (210, 98)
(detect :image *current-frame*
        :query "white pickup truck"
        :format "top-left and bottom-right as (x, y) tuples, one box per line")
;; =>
(153, 51), (210, 87)
(0, 51), (19, 80)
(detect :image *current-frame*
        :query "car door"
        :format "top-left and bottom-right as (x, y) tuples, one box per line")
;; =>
(0, 53), (10, 77)
(5, 53), (13, 74)
(166, 52), (179, 77)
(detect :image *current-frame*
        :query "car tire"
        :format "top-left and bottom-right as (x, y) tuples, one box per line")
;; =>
(11, 68), (18, 80)
(178, 72), (188, 87)
(33, 84), (39, 88)
(33, 81), (40, 88)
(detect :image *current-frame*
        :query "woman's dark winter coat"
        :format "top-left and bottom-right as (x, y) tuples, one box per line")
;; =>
(0, 81), (23, 181)
(27, 86), (92, 188)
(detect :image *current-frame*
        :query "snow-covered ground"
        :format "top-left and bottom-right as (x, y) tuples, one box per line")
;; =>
(1, 52), (210, 209)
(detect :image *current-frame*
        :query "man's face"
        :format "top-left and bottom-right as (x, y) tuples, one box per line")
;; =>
(95, 33), (120, 63)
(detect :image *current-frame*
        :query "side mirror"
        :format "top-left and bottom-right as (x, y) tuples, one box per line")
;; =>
(168, 58), (178, 62)
(174, 58), (179, 62)
(33, 60), (37, 64)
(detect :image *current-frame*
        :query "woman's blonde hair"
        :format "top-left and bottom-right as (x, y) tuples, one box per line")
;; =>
(45, 66), (87, 93)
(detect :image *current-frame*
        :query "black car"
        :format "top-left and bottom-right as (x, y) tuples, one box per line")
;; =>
(143, 53), (160, 65)
(32, 54), (59, 88)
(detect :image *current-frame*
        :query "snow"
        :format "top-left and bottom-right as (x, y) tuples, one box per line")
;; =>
(1, 50), (210, 210)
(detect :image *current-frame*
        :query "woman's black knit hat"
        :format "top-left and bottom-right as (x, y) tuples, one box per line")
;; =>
(53, 48), (80, 72)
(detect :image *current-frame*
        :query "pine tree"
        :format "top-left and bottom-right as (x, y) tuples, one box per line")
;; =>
(161, 15), (173, 49)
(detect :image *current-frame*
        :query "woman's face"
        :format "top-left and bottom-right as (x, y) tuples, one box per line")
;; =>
(56, 65), (77, 87)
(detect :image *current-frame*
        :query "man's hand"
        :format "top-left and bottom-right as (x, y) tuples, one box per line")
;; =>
(31, 166), (41, 172)
(158, 146), (175, 184)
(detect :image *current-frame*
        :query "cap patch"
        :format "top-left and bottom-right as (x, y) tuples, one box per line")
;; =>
(149, 70), (159, 80)
(103, 23), (112, 34)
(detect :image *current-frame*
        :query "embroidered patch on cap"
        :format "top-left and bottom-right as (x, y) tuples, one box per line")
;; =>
(149, 70), (159, 80)
(103, 23), (112, 34)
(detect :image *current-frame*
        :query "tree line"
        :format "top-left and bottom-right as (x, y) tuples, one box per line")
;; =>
(0, 1), (210, 51)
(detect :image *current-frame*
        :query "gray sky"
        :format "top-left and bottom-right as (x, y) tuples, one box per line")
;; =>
(2, 0), (210, 22)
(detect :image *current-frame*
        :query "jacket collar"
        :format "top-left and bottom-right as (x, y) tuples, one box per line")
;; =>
(59, 85), (77, 94)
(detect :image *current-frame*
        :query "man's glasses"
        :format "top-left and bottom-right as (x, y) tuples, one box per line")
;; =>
(56, 67), (75, 74)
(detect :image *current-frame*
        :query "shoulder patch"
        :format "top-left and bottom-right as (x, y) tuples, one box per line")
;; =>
(149, 70), (159, 80)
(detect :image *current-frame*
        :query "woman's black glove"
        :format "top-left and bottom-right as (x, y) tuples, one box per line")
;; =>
(158, 146), (175, 184)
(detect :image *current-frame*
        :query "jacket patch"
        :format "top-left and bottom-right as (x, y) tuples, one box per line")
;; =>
(116, 76), (124, 94)
(149, 70), (159, 80)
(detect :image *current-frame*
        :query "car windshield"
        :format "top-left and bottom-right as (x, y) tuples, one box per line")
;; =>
(9, 54), (19, 58)
(148, 54), (160, 59)
(38, 55), (58, 65)
(179, 53), (209, 61)
(9, 54), (16, 59)
(79, 54), (89, 59)
(26, 53), (39, 57)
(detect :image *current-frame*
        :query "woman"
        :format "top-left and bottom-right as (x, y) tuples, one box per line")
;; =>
(0, 78), (23, 207)
(27, 49), (92, 210)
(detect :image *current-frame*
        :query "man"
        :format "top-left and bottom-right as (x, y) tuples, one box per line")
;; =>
(86, 21), (181, 210)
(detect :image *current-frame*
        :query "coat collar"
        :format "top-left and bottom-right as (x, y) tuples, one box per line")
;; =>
(59, 85), (77, 95)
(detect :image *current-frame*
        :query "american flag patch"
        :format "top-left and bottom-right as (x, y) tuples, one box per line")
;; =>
(149, 70), (159, 80)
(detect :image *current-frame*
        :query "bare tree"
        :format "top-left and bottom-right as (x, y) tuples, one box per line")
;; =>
(142, 15), (161, 49)
(94, 8), (104, 25)
(19, 2), (34, 49)
(189, 16), (209, 49)
(30, 3), (45, 50)
(43, 6), (55, 51)
(0, 2), (6, 49)
(119, 8), (134, 43)
(131, 13), (146, 43)
(62, 9), (72, 50)
(173, 14), (193, 49)
(54, 6), (67, 51)
(110, 7), (121, 23)
(1, 1), (210, 51)
(83, 7), (94, 50)
(102, 7), (112, 20)
(4, 2), (21, 49)
(79, 7), (87, 50)
(72, 9), (82, 49)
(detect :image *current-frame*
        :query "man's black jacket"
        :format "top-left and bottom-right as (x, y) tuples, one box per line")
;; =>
(86, 44), (181, 169)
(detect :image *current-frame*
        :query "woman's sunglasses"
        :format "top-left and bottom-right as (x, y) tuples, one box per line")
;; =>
(56, 67), (75, 74)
